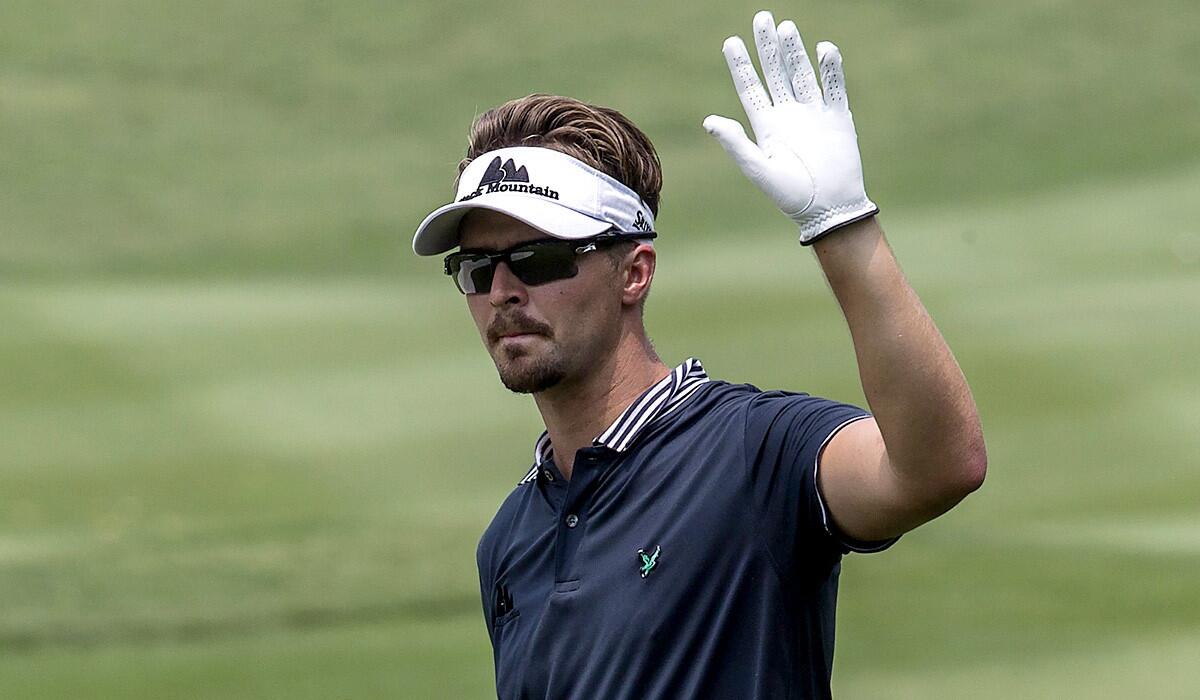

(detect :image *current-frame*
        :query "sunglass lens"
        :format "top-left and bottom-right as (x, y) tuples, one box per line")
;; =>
(508, 245), (578, 286)
(451, 256), (496, 294)
(445, 241), (583, 294)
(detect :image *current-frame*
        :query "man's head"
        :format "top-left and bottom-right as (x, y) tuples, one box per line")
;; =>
(414, 95), (664, 394)
(458, 209), (655, 394)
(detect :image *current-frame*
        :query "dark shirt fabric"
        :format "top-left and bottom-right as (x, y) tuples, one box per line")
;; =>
(476, 359), (897, 700)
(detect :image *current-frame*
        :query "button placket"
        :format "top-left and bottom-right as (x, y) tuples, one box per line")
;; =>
(552, 448), (609, 583)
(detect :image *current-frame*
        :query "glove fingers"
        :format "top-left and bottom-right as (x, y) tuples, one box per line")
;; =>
(778, 20), (820, 105)
(722, 36), (771, 135)
(752, 10), (795, 105)
(702, 114), (768, 178)
(816, 41), (850, 111)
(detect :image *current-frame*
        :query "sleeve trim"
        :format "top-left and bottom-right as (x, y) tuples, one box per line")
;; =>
(813, 413), (900, 554)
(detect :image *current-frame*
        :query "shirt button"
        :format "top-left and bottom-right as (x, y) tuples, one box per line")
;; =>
(565, 514), (579, 528)
(543, 470), (554, 482)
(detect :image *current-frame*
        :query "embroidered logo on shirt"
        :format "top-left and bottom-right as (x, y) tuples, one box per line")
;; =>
(637, 545), (661, 579)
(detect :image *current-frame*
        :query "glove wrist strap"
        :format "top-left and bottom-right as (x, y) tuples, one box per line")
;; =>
(798, 200), (879, 245)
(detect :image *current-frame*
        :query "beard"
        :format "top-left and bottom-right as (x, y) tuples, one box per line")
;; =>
(485, 310), (570, 394)
(492, 340), (568, 394)
(484, 299), (620, 395)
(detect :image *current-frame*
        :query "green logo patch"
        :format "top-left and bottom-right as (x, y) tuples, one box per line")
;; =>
(637, 545), (661, 579)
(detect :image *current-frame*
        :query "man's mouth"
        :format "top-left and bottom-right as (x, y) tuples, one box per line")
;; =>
(489, 319), (550, 345)
(497, 331), (540, 342)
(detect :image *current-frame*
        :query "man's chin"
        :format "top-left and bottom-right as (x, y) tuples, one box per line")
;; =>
(500, 375), (559, 394)
(494, 355), (566, 395)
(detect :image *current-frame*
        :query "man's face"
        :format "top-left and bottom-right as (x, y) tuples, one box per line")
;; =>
(457, 210), (625, 394)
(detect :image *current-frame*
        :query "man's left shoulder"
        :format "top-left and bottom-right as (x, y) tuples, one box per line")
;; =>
(685, 380), (856, 421)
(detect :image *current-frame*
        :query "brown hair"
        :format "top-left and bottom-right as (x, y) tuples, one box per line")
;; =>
(457, 94), (662, 216)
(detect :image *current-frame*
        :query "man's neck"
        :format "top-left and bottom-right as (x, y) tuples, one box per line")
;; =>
(533, 335), (669, 481)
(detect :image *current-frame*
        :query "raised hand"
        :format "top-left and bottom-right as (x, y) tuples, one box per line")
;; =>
(704, 10), (878, 244)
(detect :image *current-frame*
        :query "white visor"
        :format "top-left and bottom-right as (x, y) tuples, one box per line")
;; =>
(412, 146), (656, 256)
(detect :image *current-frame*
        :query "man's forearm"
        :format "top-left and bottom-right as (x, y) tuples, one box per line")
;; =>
(813, 216), (986, 501)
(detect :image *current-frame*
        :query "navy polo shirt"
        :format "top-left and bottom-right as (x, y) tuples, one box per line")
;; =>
(476, 358), (898, 700)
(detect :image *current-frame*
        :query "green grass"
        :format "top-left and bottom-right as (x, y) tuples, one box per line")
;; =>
(2, 0), (1199, 697)
(0, 614), (494, 699)
(3, 0), (1199, 277)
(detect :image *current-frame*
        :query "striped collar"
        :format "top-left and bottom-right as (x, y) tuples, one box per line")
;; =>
(520, 358), (710, 484)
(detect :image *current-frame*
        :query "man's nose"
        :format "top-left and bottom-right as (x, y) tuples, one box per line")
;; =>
(488, 261), (527, 307)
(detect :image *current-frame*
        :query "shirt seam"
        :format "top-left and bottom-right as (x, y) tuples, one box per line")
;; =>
(741, 399), (793, 591)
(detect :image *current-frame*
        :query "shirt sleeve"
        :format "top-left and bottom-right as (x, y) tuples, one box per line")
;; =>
(743, 390), (900, 569)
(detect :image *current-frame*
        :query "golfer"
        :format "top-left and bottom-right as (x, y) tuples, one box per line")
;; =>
(412, 10), (985, 699)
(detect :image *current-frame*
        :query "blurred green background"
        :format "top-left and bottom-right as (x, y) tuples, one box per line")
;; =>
(2, 0), (1199, 697)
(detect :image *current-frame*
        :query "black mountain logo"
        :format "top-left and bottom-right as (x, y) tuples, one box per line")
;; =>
(479, 156), (530, 187)
(457, 155), (558, 203)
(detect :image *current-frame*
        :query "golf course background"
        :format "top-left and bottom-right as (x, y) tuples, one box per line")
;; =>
(2, 0), (1198, 697)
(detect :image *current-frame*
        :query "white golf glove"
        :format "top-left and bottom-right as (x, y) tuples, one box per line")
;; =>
(704, 11), (878, 244)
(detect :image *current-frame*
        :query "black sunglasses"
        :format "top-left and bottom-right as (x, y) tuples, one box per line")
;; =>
(443, 231), (656, 295)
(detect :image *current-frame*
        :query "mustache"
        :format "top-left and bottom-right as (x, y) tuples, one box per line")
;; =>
(487, 314), (551, 344)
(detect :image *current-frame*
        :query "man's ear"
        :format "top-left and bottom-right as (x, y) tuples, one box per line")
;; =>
(621, 244), (656, 306)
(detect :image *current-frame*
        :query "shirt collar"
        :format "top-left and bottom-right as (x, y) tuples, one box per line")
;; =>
(520, 358), (710, 483)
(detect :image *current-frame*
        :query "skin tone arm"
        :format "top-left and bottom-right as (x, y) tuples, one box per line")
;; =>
(813, 216), (986, 542)
(704, 11), (986, 543)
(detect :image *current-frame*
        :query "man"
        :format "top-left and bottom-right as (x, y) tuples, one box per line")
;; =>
(411, 10), (985, 699)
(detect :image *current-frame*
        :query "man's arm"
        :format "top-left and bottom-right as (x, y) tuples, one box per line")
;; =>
(813, 216), (985, 542)
(705, 10), (985, 542)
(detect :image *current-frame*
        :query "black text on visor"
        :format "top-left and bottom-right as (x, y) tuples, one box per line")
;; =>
(443, 232), (656, 295)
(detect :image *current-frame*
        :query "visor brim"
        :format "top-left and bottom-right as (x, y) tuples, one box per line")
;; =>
(412, 197), (613, 256)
